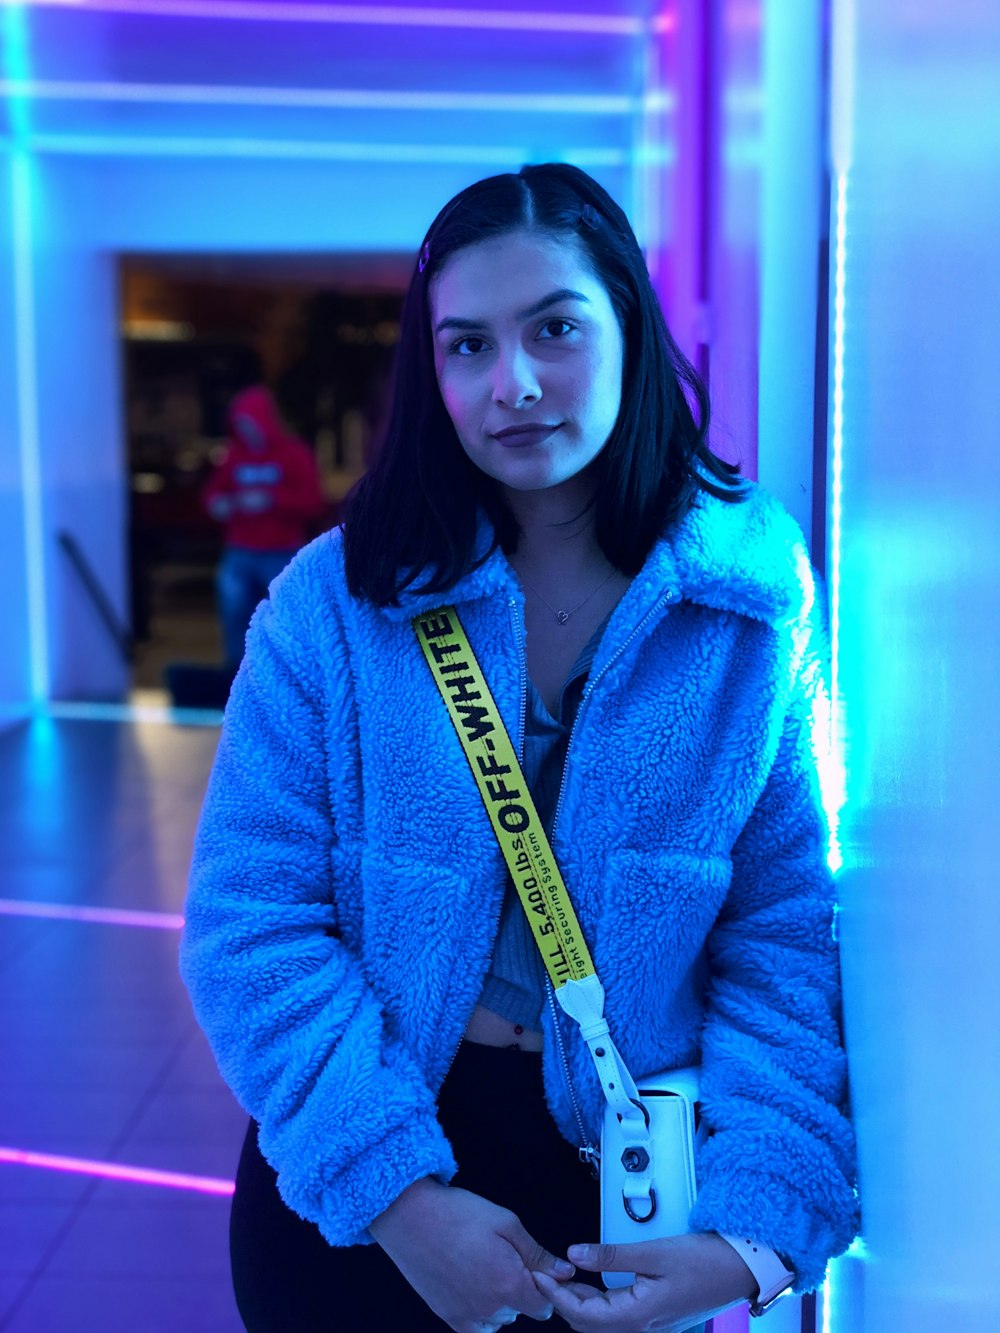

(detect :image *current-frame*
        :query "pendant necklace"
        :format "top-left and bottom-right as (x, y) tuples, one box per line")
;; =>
(518, 566), (617, 625)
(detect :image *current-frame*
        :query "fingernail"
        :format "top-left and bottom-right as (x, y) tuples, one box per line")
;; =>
(553, 1258), (575, 1277)
(567, 1244), (593, 1263)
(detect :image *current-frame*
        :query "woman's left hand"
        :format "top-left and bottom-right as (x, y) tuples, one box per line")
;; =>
(532, 1231), (758, 1332)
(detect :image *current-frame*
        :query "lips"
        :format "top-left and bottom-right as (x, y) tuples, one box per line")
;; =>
(490, 423), (561, 445)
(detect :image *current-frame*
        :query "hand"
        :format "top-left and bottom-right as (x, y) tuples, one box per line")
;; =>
(236, 487), (274, 513)
(532, 1232), (758, 1333)
(370, 1177), (576, 1332)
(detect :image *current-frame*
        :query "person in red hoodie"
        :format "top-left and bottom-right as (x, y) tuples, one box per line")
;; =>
(202, 385), (327, 669)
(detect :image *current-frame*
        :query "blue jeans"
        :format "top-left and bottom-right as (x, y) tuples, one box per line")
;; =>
(216, 546), (297, 669)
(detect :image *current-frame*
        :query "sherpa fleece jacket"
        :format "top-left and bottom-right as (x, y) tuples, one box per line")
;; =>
(180, 481), (859, 1292)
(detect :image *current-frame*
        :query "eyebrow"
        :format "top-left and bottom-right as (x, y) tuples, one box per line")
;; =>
(433, 288), (591, 335)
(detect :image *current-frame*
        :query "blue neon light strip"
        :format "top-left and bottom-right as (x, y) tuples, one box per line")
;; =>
(0, 79), (652, 116)
(633, 24), (660, 267)
(3, 4), (30, 139)
(830, 172), (847, 774)
(4, 2), (50, 703)
(819, 167), (850, 1333)
(8, 0), (645, 36)
(21, 134), (634, 167)
(10, 150), (49, 703)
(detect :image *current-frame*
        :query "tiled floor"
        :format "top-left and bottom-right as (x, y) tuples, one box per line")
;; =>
(0, 713), (811, 1333)
(0, 715), (246, 1332)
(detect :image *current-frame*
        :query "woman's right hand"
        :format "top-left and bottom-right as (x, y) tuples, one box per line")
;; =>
(370, 1176), (576, 1332)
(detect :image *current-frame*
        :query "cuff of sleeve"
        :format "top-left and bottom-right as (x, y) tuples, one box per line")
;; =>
(276, 1111), (459, 1249)
(690, 1132), (859, 1290)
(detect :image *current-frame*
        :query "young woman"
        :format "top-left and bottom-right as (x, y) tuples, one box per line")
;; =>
(181, 163), (858, 1333)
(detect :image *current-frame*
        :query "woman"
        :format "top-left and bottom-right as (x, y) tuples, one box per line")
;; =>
(181, 163), (858, 1333)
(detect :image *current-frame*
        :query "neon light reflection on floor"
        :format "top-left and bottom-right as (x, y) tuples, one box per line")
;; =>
(0, 1146), (234, 1195)
(0, 898), (184, 928)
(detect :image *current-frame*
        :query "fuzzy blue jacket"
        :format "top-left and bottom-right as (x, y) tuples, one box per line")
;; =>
(180, 482), (858, 1291)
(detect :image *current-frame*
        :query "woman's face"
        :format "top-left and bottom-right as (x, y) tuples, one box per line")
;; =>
(429, 228), (624, 498)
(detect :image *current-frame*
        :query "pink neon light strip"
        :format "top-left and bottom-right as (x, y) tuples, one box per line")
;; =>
(14, 1), (647, 36)
(0, 898), (184, 930)
(0, 1146), (234, 1196)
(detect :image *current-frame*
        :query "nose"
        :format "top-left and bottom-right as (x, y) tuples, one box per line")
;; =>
(491, 345), (541, 408)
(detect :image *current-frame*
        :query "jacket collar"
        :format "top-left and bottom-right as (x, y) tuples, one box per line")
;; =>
(664, 485), (815, 627)
(380, 483), (812, 630)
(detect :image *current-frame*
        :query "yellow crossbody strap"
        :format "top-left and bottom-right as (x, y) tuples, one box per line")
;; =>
(414, 603), (659, 1212)
(413, 606), (595, 990)
(414, 604), (702, 1230)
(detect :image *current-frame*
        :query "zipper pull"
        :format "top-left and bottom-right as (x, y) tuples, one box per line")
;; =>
(579, 1143), (601, 1179)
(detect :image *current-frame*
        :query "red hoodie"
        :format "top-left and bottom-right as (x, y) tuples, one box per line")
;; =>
(201, 386), (327, 551)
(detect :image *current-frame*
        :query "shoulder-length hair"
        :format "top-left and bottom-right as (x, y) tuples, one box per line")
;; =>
(343, 162), (744, 604)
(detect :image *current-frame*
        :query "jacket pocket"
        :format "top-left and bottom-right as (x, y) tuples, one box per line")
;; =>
(594, 847), (732, 1068)
(357, 847), (501, 1077)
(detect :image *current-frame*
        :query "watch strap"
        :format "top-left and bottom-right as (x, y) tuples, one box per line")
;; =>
(717, 1232), (795, 1316)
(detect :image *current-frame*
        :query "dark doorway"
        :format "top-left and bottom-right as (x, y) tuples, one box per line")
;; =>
(120, 253), (408, 705)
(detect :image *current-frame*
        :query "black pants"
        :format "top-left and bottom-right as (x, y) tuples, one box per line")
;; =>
(231, 1041), (601, 1331)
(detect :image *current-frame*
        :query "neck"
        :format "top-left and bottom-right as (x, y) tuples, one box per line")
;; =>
(501, 476), (605, 573)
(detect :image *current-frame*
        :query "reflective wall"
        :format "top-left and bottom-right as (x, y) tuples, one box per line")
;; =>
(831, 0), (1000, 1326)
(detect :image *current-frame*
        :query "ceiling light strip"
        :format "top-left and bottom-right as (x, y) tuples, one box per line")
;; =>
(4, 0), (645, 36)
(0, 79), (643, 115)
(23, 134), (630, 167)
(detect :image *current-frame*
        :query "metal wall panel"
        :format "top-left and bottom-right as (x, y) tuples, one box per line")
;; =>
(831, 1), (1000, 1326)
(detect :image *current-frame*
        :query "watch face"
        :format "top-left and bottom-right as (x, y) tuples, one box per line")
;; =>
(749, 1279), (795, 1317)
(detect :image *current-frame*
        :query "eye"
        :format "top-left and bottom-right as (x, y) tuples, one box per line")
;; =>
(537, 318), (575, 340)
(449, 335), (488, 357)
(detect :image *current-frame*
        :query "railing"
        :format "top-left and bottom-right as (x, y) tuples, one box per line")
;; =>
(57, 529), (133, 665)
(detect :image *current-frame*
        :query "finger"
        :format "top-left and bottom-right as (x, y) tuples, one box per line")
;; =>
(534, 1273), (631, 1332)
(517, 1273), (556, 1321)
(566, 1240), (671, 1274)
(506, 1219), (575, 1280)
(522, 1293), (555, 1322)
(533, 1274), (607, 1306)
(514, 1250), (571, 1319)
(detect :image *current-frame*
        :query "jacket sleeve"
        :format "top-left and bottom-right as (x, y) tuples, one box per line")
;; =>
(200, 450), (235, 506)
(689, 598), (859, 1292)
(179, 545), (457, 1246)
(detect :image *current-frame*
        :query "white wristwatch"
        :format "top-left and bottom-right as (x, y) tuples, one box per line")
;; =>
(717, 1233), (796, 1317)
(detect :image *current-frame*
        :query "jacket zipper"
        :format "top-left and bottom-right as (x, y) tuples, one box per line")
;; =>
(545, 587), (677, 1168)
(507, 596), (595, 1161)
(509, 597), (529, 772)
(545, 982), (599, 1173)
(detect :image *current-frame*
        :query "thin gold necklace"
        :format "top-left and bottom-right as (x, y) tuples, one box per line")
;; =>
(518, 566), (617, 625)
